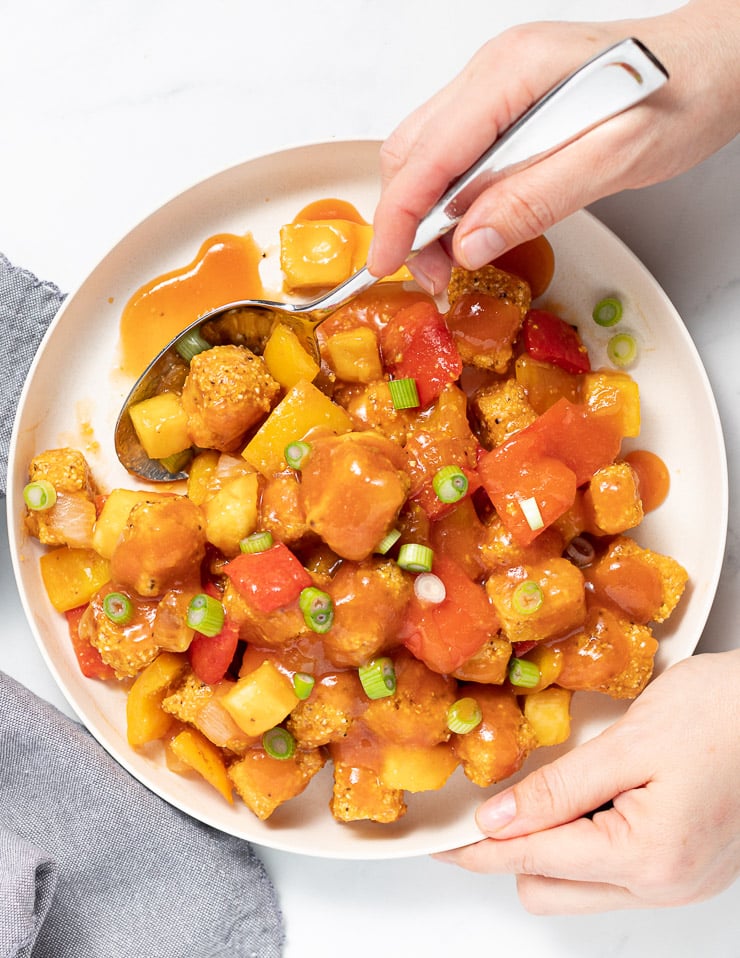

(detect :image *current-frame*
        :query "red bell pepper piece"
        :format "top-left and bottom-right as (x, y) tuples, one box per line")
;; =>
(399, 556), (498, 674)
(380, 301), (463, 407)
(64, 605), (116, 680)
(522, 309), (591, 374)
(189, 616), (240, 685)
(478, 398), (622, 545)
(223, 542), (312, 613)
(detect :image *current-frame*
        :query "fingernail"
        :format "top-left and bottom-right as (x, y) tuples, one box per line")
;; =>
(458, 227), (507, 270)
(477, 789), (517, 834)
(408, 262), (438, 296)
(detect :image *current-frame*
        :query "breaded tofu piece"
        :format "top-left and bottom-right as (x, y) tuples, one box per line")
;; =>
(228, 747), (325, 820)
(446, 265), (531, 372)
(553, 607), (658, 699)
(584, 462), (644, 535)
(223, 580), (307, 648)
(322, 559), (412, 667)
(110, 496), (206, 597)
(81, 588), (159, 678)
(452, 684), (537, 787)
(25, 447), (97, 548)
(287, 671), (364, 749)
(182, 344), (280, 452)
(258, 471), (310, 546)
(471, 379), (537, 448)
(479, 512), (565, 575)
(591, 535), (688, 623)
(162, 671), (214, 724)
(452, 633), (512, 684)
(330, 761), (406, 824)
(362, 652), (456, 747)
(334, 380), (415, 446)
(162, 672), (256, 752)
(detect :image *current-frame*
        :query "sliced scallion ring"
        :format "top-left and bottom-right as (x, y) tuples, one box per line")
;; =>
(292, 672), (315, 701)
(447, 697), (483, 734)
(285, 440), (312, 470)
(102, 591), (134, 626)
(262, 727), (296, 760)
(397, 542), (434, 573)
(519, 496), (544, 532)
(512, 580), (544, 615)
(358, 657), (397, 700)
(607, 332), (638, 368)
(413, 572), (446, 605)
(387, 377), (420, 410)
(186, 593), (225, 637)
(299, 586), (334, 634)
(374, 528), (401, 555)
(592, 296), (623, 327)
(239, 530), (274, 554)
(23, 479), (57, 511)
(508, 657), (541, 689)
(176, 328), (212, 362)
(432, 465), (469, 504)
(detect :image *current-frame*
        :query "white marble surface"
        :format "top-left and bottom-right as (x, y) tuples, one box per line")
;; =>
(1, 1), (738, 955)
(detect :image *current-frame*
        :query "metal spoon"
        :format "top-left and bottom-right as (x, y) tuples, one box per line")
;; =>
(115, 38), (667, 481)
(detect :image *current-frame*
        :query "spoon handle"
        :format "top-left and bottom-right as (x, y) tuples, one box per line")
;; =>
(408, 37), (668, 254)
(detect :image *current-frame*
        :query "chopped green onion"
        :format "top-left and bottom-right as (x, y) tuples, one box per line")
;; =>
(23, 479), (57, 511)
(262, 727), (296, 760)
(299, 586), (334, 634)
(413, 572), (446, 604)
(447, 697), (483, 735)
(102, 591), (134, 625)
(508, 657), (541, 689)
(285, 440), (311, 470)
(397, 542), (434, 573)
(607, 332), (638, 368)
(519, 496), (544, 531)
(512, 580), (544, 615)
(292, 672), (315, 700)
(158, 449), (192, 474)
(592, 296), (623, 327)
(388, 377), (420, 410)
(176, 328), (212, 362)
(358, 657), (397, 699)
(374, 528), (401, 555)
(432, 465), (469, 504)
(186, 593), (225, 636)
(239, 530), (274, 554)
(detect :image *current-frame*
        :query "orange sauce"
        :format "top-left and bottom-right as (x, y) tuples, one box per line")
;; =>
(625, 449), (671, 512)
(119, 232), (264, 378)
(293, 198), (367, 224)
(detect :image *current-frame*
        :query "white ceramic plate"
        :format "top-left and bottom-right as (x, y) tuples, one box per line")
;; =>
(8, 140), (728, 860)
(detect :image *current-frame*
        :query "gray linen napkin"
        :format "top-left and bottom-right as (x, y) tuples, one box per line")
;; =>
(0, 255), (285, 957)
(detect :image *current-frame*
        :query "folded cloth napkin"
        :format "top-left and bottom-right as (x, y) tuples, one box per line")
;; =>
(0, 256), (285, 957)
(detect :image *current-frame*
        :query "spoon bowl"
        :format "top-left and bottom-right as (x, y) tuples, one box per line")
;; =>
(115, 38), (667, 481)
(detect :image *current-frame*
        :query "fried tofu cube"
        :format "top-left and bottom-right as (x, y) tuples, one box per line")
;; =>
(472, 379), (537, 448)
(287, 671), (363, 749)
(485, 558), (586, 645)
(330, 762), (406, 824)
(25, 448), (98, 549)
(182, 344), (280, 452)
(452, 633), (512, 684)
(228, 747), (325, 820)
(452, 685), (537, 787)
(583, 461), (644, 535)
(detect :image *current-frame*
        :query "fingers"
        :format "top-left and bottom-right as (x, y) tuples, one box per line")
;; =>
(515, 874), (637, 915)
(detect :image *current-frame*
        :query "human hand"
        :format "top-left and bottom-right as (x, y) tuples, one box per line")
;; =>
(368, 0), (740, 293)
(434, 649), (740, 913)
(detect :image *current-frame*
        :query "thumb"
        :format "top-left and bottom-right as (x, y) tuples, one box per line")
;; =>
(476, 720), (641, 839)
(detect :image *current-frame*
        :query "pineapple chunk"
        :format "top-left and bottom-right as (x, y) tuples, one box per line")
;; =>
(380, 743), (459, 792)
(221, 661), (299, 737)
(39, 547), (111, 612)
(524, 686), (572, 746)
(280, 220), (355, 290)
(203, 472), (260, 556)
(93, 489), (167, 559)
(128, 392), (191, 460)
(263, 323), (320, 390)
(325, 327), (383, 383)
(581, 371), (640, 438)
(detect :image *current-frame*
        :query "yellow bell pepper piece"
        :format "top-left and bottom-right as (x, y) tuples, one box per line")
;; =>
(186, 449), (220, 505)
(581, 371), (641, 438)
(39, 546), (111, 612)
(170, 727), (234, 803)
(263, 323), (320, 390)
(242, 379), (352, 477)
(126, 651), (189, 747)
